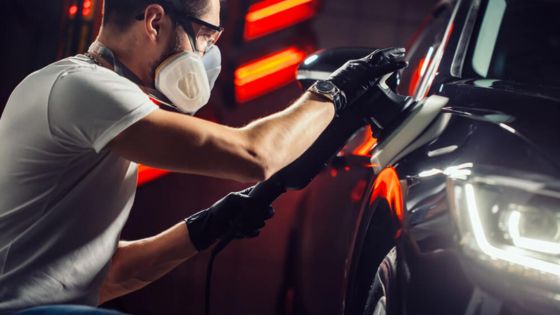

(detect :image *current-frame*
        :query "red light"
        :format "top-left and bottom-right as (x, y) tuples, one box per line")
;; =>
(234, 47), (307, 103)
(420, 22), (454, 98)
(68, 4), (78, 17)
(137, 165), (169, 186)
(409, 22), (455, 98)
(369, 167), (403, 224)
(244, 0), (317, 41)
(82, 0), (94, 19)
(350, 179), (368, 203)
(330, 169), (338, 177)
(82, 8), (92, 17)
(352, 126), (377, 156)
(408, 57), (426, 96)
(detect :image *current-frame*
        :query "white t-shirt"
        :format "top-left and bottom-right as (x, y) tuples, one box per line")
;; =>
(0, 55), (158, 313)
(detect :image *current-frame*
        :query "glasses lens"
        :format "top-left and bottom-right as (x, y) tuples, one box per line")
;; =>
(195, 26), (222, 54)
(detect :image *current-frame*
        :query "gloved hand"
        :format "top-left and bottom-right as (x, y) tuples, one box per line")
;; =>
(185, 187), (275, 251)
(325, 47), (407, 112)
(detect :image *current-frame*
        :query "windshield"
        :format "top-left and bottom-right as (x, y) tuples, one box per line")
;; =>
(467, 0), (560, 87)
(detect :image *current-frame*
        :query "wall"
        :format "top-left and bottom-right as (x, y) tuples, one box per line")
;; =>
(315, 0), (437, 49)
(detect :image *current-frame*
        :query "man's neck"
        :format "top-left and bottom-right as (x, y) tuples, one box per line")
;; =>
(88, 37), (164, 102)
(95, 31), (152, 87)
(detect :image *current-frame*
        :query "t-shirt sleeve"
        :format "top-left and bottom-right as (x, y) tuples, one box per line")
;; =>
(48, 66), (158, 153)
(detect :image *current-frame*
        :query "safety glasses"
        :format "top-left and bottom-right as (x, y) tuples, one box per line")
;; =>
(178, 15), (224, 55)
(135, 3), (224, 55)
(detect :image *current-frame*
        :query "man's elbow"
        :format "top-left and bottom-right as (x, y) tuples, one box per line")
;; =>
(234, 129), (281, 182)
(240, 159), (272, 183)
(242, 149), (277, 182)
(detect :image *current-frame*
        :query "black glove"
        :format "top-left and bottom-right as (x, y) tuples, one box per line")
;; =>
(326, 47), (408, 112)
(185, 187), (275, 251)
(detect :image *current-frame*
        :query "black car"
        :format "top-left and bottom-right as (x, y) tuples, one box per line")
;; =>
(287, 0), (560, 314)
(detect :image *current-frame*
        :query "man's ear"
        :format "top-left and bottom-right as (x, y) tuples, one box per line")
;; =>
(144, 4), (166, 41)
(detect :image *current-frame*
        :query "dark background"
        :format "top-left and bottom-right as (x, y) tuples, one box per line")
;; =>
(0, 0), (436, 110)
(0, 0), (436, 314)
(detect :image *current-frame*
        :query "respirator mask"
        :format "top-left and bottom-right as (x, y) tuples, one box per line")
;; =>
(153, 10), (224, 115)
(155, 45), (222, 115)
(88, 6), (224, 115)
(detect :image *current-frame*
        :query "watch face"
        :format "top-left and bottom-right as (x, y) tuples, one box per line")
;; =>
(316, 80), (335, 93)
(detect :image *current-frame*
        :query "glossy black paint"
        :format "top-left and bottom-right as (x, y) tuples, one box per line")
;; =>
(289, 0), (560, 314)
(393, 112), (560, 315)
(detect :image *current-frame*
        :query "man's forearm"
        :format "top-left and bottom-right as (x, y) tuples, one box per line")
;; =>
(241, 92), (335, 177)
(109, 92), (335, 183)
(98, 222), (197, 304)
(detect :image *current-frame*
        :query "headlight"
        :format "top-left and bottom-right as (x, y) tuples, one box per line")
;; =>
(447, 169), (560, 291)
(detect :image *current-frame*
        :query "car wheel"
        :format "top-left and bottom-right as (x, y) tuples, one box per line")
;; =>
(363, 247), (398, 315)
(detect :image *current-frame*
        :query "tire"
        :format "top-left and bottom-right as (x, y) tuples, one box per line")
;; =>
(363, 247), (398, 315)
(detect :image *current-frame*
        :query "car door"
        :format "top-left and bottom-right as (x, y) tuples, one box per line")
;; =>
(341, 2), (458, 315)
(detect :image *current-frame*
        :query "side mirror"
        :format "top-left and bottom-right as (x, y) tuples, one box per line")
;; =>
(296, 47), (401, 91)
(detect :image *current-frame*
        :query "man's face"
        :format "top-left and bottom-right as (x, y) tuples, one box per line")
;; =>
(148, 0), (221, 82)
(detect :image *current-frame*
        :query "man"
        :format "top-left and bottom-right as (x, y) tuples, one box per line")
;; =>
(0, 0), (406, 313)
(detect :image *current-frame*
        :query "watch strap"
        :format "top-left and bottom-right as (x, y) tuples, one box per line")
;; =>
(308, 80), (347, 112)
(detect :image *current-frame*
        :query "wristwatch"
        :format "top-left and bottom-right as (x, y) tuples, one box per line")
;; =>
(307, 80), (346, 111)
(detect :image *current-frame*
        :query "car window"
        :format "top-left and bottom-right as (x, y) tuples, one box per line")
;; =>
(467, 0), (560, 87)
(398, 3), (453, 97)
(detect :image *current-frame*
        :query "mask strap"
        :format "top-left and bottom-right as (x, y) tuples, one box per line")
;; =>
(87, 42), (145, 86)
(180, 18), (199, 54)
(86, 41), (180, 112)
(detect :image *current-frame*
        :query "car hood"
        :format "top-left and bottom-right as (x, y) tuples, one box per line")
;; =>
(439, 79), (560, 168)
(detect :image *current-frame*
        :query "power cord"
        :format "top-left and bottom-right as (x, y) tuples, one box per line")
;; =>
(204, 233), (235, 315)
(203, 181), (285, 315)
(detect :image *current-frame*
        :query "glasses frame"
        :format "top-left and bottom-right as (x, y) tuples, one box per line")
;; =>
(178, 16), (224, 54)
(183, 15), (223, 33)
(134, 4), (224, 54)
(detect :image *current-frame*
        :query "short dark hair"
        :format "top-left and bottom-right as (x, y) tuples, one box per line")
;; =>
(103, 0), (210, 30)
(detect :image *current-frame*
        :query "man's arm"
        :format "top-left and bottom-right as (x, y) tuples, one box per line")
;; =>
(99, 49), (408, 302)
(109, 92), (334, 183)
(98, 222), (196, 304)
(98, 188), (272, 304)
(109, 48), (407, 183)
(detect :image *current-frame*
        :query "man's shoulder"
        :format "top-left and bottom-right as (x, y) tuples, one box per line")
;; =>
(22, 55), (122, 90)
(45, 55), (142, 96)
(51, 55), (122, 80)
